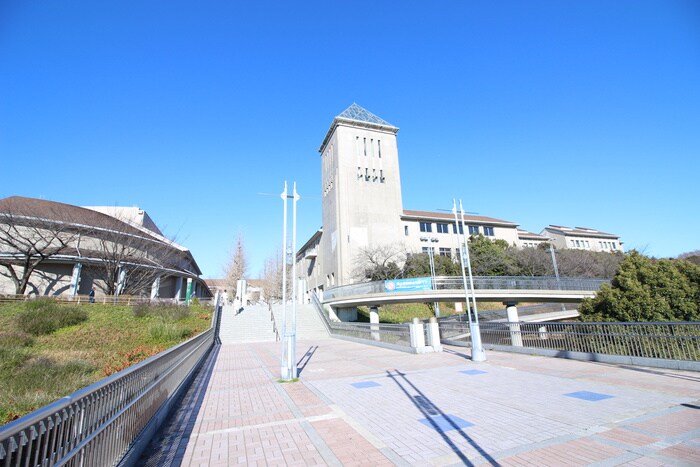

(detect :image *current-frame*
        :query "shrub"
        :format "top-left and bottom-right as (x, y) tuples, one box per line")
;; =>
(149, 322), (192, 342)
(132, 303), (191, 321)
(0, 332), (34, 348)
(16, 301), (88, 336)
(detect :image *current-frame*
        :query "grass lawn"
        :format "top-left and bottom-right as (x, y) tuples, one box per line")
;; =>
(0, 299), (212, 425)
(356, 301), (508, 323)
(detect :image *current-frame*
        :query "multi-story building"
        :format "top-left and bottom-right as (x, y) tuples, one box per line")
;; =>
(297, 104), (623, 300)
(541, 225), (623, 253)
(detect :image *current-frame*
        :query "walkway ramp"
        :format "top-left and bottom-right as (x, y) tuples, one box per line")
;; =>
(218, 304), (278, 344)
(138, 340), (700, 467)
(272, 303), (330, 340)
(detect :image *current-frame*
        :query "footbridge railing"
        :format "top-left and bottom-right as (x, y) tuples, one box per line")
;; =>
(439, 320), (700, 371)
(0, 302), (222, 467)
(323, 276), (608, 301)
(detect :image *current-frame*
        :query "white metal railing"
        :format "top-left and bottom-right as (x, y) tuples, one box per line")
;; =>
(323, 276), (608, 300)
(310, 293), (413, 350)
(0, 304), (221, 466)
(439, 320), (700, 363)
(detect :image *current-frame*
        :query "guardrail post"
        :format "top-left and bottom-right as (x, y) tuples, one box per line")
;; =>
(505, 301), (523, 347)
(426, 317), (442, 352)
(410, 318), (426, 352)
(370, 306), (380, 341)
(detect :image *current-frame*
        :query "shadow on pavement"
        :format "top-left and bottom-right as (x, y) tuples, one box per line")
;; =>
(296, 345), (319, 376)
(387, 369), (500, 467)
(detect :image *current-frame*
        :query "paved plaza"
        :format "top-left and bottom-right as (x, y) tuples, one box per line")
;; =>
(140, 338), (700, 466)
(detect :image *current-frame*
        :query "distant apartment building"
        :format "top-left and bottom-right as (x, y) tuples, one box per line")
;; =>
(541, 225), (623, 253)
(296, 104), (622, 299)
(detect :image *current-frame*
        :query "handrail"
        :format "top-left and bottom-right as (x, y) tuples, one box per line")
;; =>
(0, 294), (215, 306)
(438, 320), (700, 368)
(0, 300), (221, 466)
(323, 276), (609, 301)
(270, 303), (280, 341)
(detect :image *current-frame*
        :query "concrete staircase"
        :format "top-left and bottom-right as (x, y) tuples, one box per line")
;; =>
(218, 304), (279, 344)
(272, 303), (330, 341)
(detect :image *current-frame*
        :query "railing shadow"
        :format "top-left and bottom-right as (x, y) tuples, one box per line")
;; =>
(135, 344), (221, 467)
(296, 345), (319, 376)
(386, 369), (500, 467)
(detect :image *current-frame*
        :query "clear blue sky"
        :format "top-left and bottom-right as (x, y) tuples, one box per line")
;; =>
(2, 1), (699, 278)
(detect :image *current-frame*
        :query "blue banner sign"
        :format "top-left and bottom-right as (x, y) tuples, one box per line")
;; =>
(384, 277), (432, 293)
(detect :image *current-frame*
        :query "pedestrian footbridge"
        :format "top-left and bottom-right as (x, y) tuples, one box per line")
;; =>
(321, 276), (607, 309)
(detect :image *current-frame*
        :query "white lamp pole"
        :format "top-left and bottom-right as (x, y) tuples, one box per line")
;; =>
(280, 181), (300, 380)
(452, 199), (486, 362)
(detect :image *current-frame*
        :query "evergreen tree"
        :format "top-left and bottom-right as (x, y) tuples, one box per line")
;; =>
(579, 251), (700, 322)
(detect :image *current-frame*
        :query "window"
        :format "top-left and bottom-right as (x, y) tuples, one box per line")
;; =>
(436, 223), (449, 234)
(468, 225), (479, 235)
(612, 242), (617, 250)
(439, 247), (451, 257)
(404, 226), (409, 236)
(422, 247), (432, 254)
(483, 226), (494, 237)
(420, 222), (432, 233)
(453, 223), (464, 235)
(378, 140), (382, 158)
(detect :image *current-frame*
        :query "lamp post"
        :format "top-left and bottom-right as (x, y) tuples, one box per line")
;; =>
(549, 242), (560, 285)
(452, 199), (486, 362)
(280, 181), (300, 381)
(420, 236), (440, 317)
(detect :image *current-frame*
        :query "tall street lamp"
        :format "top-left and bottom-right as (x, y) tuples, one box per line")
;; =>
(452, 199), (486, 362)
(280, 181), (300, 381)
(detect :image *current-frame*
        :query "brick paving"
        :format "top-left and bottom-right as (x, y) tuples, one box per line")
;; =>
(139, 339), (700, 466)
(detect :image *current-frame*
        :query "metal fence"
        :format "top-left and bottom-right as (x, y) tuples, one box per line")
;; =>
(439, 320), (700, 367)
(0, 293), (215, 306)
(310, 293), (413, 351)
(324, 276), (608, 300)
(0, 304), (220, 466)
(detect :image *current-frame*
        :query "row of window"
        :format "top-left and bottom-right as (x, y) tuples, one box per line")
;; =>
(570, 239), (591, 249)
(421, 246), (453, 258)
(356, 136), (382, 158)
(600, 241), (618, 250)
(417, 222), (494, 237)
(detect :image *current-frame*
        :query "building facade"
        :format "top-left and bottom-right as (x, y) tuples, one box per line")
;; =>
(541, 225), (623, 253)
(0, 196), (211, 300)
(297, 104), (623, 299)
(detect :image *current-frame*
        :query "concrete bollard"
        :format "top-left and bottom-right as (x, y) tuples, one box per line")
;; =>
(409, 317), (426, 352)
(427, 317), (443, 352)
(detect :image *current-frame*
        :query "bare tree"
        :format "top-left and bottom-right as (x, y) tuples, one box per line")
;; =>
(0, 199), (80, 294)
(88, 223), (172, 296)
(223, 233), (248, 294)
(261, 248), (285, 307)
(352, 244), (405, 281)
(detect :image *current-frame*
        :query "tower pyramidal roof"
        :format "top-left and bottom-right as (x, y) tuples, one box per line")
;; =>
(337, 103), (395, 127)
(320, 103), (398, 152)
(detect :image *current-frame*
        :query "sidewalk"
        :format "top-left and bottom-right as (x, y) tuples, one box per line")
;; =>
(139, 339), (700, 466)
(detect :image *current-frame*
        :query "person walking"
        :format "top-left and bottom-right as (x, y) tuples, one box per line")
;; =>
(89, 287), (95, 303)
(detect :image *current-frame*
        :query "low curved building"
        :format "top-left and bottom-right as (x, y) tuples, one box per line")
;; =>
(0, 196), (210, 300)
